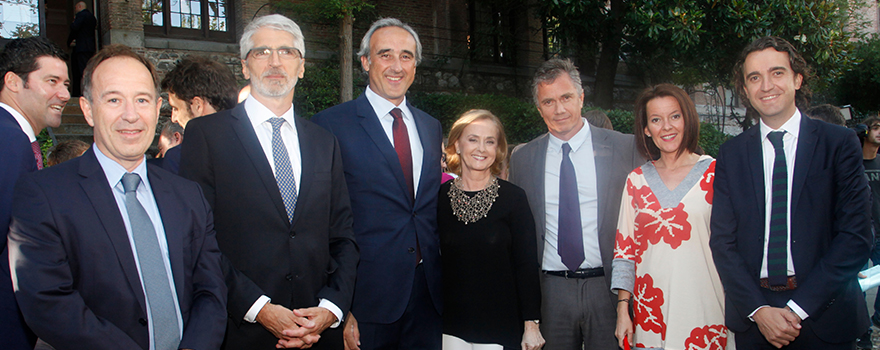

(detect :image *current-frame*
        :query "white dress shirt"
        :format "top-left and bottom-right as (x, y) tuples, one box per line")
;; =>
(94, 145), (183, 350)
(542, 120), (601, 271)
(1, 102), (36, 141)
(240, 97), (342, 328)
(365, 86), (424, 195)
(753, 109), (808, 320)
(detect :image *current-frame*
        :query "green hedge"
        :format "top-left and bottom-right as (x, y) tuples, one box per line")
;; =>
(408, 92), (546, 145)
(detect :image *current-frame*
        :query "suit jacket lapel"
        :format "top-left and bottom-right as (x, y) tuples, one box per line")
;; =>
(747, 126), (766, 220)
(77, 149), (147, 313)
(791, 117), (817, 215)
(230, 104), (290, 223)
(290, 116), (314, 228)
(357, 95), (410, 204)
(150, 168), (185, 299)
(591, 127), (612, 236)
(531, 135), (549, 238)
(409, 102), (433, 204)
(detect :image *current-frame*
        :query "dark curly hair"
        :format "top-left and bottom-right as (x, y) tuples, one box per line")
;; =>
(161, 56), (238, 113)
(733, 36), (812, 120)
(0, 37), (68, 91)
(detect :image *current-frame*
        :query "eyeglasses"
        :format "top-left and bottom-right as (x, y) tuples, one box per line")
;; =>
(247, 47), (302, 60)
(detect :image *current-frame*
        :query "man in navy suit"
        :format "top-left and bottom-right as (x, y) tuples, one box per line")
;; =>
(179, 14), (358, 349)
(312, 17), (443, 350)
(710, 36), (872, 349)
(0, 36), (70, 350)
(8, 45), (227, 350)
(67, 1), (96, 97)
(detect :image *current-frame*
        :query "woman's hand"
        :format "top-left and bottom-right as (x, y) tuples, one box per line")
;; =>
(615, 291), (634, 349)
(521, 321), (545, 350)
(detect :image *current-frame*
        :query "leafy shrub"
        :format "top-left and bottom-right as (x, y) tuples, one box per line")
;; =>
(408, 92), (545, 144)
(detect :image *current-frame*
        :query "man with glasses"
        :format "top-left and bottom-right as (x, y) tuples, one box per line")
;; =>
(179, 14), (358, 350)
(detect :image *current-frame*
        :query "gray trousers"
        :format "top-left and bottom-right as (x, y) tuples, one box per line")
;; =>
(541, 273), (618, 350)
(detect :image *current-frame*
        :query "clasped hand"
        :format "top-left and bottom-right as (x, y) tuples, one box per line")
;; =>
(753, 306), (802, 348)
(256, 303), (337, 349)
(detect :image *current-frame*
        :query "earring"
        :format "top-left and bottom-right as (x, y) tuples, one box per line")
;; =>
(456, 149), (461, 154)
(646, 134), (652, 138)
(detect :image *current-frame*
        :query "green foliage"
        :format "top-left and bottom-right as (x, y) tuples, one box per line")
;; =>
(596, 108), (635, 135)
(541, 0), (868, 97)
(407, 92), (545, 144)
(37, 129), (53, 168)
(297, 61), (343, 118)
(835, 37), (880, 115)
(272, 0), (373, 22)
(698, 122), (730, 158)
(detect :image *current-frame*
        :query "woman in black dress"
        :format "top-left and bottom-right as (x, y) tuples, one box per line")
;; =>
(439, 109), (544, 350)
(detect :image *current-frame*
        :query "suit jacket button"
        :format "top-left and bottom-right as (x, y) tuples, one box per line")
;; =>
(139, 318), (147, 326)
(408, 247), (415, 253)
(286, 274), (293, 281)
(289, 232), (295, 238)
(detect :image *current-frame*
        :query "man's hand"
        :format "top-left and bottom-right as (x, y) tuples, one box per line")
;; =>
(287, 307), (336, 336)
(343, 312), (361, 350)
(753, 306), (801, 348)
(255, 303), (319, 348)
(521, 321), (545, 350)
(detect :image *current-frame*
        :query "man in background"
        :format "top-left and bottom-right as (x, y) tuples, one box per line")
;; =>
(47, 139), (90, 166)
(157, 55), (238, 174)
(67, 1), (96, 97)
(0, 36), (70, 350)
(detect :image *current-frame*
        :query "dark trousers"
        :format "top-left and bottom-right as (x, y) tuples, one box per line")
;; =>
(540, 273), (618, 350)
(736, 320), (855, 350)
(359, 264), (442, 350)
(70, 51), (94, 97)
(0, 252), (37, 350)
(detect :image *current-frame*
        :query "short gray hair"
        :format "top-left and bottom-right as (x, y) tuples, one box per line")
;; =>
(531, 58), (584, 106)
(357, 18), (422, 65)
(239, 14), (306, 60)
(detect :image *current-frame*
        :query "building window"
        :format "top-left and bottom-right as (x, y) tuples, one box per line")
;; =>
(0, 0), (40, 38)
(143, 0), (232, 41)
(467, 0), (515, 64)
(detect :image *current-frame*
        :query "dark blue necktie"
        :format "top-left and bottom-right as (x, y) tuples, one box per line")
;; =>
(767, 131), (789, 287)
(558, 143), (584, 271)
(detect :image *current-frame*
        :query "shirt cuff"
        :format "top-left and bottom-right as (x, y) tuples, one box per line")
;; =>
(748, 305), (769, 322)
(318, 299), (343, 328)
(786, 300), (809, 320)
(244, 295), (271, 323)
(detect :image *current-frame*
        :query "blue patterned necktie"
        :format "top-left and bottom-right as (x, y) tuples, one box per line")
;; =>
(767, 131), (789, 287)
(268, 117), (298, 222)
(121, 173), (180, 350)
(558, 143), (584, 271)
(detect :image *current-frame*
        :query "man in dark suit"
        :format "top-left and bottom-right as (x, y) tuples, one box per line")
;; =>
(0, 36), (70, 350)
(710, 36), (872, 349)
(508, 58), (642, 349)
(179, 14), (358, 349)
(67, 1), (96, 97)
(311, 18), (443, 350)
(8, 44), (227, 350)
(151, 55), (238, 174)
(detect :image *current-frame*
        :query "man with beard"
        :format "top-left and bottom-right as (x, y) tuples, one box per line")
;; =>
(179, 14), (358, 349)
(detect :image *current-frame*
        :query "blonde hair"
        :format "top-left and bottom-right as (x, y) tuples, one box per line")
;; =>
(445, 109), (508, 176)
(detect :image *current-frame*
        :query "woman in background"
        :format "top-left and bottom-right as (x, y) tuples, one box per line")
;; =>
(439, 109), (543, 350)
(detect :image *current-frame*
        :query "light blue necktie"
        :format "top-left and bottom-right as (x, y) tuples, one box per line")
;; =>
(268, 117), (298, 222)
(121, 173), (180, 350)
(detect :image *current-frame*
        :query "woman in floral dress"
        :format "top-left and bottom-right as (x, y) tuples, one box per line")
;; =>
(612, 84), (731, 350)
